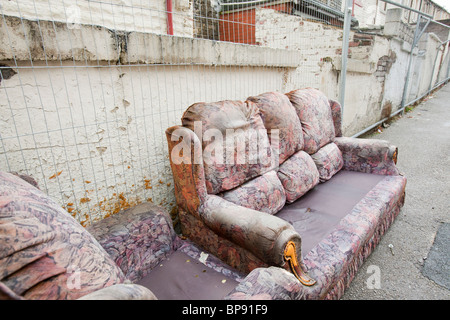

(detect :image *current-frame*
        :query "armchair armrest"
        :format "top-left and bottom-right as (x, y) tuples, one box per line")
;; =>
(334, 137), (399, 175)
(86, 203), (177, 283)
(201, 195), (315, 286)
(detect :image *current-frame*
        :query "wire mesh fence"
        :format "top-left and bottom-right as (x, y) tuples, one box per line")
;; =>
(0, 0), (449, 226)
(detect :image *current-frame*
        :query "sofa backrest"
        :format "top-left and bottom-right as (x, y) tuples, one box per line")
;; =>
(286, 88), (336, 154)
(181, 100), (275, 195)
(246, 91), (304, 166)
(0, 172), (125, 300)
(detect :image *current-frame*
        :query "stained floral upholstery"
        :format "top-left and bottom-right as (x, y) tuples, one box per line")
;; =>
(167, 87), (406, 300)
(247, 92), (304, 165)
(310, 142), (344, 182)
(0, 171), (298, 300)
(277, 151), (319, 203)
(0, 172), (128, 300)
(181, 100), (274, 195)
(285, 88), (336, 155)
(219, 170), (286, 215)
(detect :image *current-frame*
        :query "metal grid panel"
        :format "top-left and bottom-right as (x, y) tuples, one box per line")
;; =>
(0, 0), (344, 225)
(1, 0), (449, 226)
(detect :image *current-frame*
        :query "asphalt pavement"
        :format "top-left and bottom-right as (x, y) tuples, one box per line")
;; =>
(341, 83), (450, 300)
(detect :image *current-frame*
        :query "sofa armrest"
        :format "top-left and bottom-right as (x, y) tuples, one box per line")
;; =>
(334, 137), (399, 175)
(225, 267), (304, 300)
(78, 283), (157, 300)
(86, 203), (177, 283)
(200, 195), (315, 286)
(201, 195), (298, 266)
(166, 126), (207, 217)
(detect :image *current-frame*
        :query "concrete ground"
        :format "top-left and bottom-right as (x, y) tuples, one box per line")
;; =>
(341, 83), (450, 300)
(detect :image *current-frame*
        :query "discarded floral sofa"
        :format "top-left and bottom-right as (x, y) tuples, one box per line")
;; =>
(0, 171), (305, 300)
(166, 88), (407, 299)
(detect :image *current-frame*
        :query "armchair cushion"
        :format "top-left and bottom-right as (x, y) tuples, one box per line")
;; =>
(86, 203), (178, 283)
(286, 88), (336, 154)
(311, 142), (344, 182)
(219, 170), (286, 215)
(247, 92), (304, 165)
(277, 151), (320, 203)
(181, 100), (275, 194)
(0, 172), (125, 300)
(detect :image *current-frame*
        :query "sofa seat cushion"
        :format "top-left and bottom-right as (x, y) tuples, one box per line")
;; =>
(277, 151), (320, 203)
(182, 100), (275, 194)
(219, 170), (286, 215)
(286, 88), (336, 154)
(302, 174), (406, 300)
(247, 92), (304, 165)
(0, 172), (125, 300)
(136, 243), (240, 300)
(277, 170), (386, 254)
(311, 142), (344, 182)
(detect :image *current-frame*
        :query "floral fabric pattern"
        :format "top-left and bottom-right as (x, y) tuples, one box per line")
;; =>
(86, 203), (178, 283)
(0, 172), (125, 300)
(329, 99), (343, 137)
(181, 100), (275, 194)
(175, 237), (247, 282)
(166, 126), (208, 217)
(301, 175), (406, 300)
(220, 170), (286, 215)
(166, 88), (406, 300)
(277, 151), (320, 203)
(178, 208), (269, 275)
(334, 137), (400, 176)
(311, 142), (344, 182)
(286, 88), (336, 154)
(225, 267), (304, 300)
(247, 91), (304, 165)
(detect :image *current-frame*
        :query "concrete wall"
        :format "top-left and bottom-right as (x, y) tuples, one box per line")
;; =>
(0, 0), (194, 37)
(1, 4), (448, 226)
(0, 13), (300, 225)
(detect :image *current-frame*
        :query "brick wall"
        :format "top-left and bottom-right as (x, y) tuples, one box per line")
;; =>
(219, 3), (292, 44)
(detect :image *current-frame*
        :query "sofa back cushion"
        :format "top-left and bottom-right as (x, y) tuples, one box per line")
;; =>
(182, 100), (274, 194)
(220, 170), (286, 215)
(0, 172), (125, 300)
(277, 151), (320, 203)
(311, 142), (344, 182)
(246, 92), (304, 166)
(286, 88), (336, 154)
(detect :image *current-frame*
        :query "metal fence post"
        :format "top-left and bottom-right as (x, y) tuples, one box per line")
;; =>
(339, 0), (353, 113)
(401, 14), (431, 110)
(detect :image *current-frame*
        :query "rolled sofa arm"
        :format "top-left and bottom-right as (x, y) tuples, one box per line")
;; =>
(334, 137), (399, 176)
(201, 195), (315, 286)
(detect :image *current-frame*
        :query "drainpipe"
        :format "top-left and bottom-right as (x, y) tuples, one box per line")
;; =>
(166, 0), (174, 35)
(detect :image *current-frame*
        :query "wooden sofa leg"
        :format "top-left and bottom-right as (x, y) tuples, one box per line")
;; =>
(284, 241), (316, 286)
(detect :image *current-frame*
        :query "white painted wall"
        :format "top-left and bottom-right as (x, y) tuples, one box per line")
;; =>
(0, 0), (194, 37)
